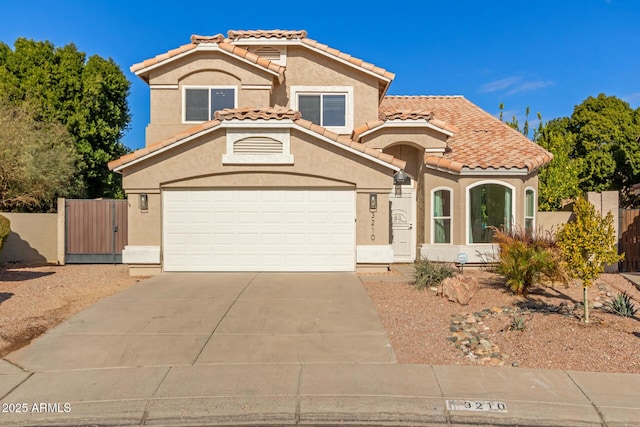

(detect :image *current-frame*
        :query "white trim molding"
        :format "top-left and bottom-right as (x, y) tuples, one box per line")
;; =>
(430, 186), (453, 245)
(357, 245), (394, 263)
(524, 186), (536, 231)
(420, 244), (496, 264)
(357, 119), (454, 139)
(122, 245), (161, 264)
(290, 85), (354, 134)
(182, 85), (238, 124)
(150, 84), (179, 90)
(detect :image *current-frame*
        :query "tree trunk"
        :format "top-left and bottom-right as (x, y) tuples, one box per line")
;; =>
(583, 286), (589, 323)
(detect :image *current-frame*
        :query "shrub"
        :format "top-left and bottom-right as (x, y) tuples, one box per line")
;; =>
(604, 292), (638, 317)
(0, 214), (10, 253)
(508, 313), (528, 332)
(414, 258), (455, 290)
(491, 226), (566, 296)
(556, 197), (624, 323)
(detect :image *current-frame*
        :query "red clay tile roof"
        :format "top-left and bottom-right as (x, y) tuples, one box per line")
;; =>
(132, 30), (394, 86)
(130, 35), (285, 76)
(379, 109), (434, 121)
(215, 106), (301, 121)
(227, 30), (308, 40)
(351, 109), (457, 141)
(109, 108), (406, 171)
(299, 37), (394, 82)
(108, 119), (222, 171)
(379, 96), (553, 173)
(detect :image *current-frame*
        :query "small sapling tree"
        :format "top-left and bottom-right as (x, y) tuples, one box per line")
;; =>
(556, 197), (623, 323)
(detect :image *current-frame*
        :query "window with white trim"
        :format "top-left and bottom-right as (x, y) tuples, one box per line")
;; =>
(290, 86), (353, 134)
(525, 188), (535, 234)
(298, 94), (346, 127)
(432, 189), (452, 244)
(184, 86), (235, 122)
(468, 183), (513, 244)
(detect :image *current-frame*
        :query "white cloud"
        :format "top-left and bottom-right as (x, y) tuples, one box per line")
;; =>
(480, 77), (553, 95)
(506, 80), (554, 95)
(479, 77), (521, 93)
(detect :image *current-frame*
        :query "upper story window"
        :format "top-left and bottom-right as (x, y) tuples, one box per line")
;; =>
(298, 94), (346, 127)
(184, 86), (236, 122)
(290, 86), (354, 134)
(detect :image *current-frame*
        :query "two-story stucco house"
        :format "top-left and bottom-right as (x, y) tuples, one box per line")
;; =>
(109, 30), (552, 275)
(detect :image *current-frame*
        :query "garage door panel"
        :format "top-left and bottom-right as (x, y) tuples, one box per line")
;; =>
(163, 189), (355, 271)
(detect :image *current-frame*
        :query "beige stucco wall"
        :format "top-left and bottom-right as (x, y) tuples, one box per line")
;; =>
(143, 46), (384, 145)
(274, 46), (382, 128)
(0, 213), (58, 264)
(122, 127), (396, 257)
(537, 211), (574, 233)
(145, 52), (276, 145)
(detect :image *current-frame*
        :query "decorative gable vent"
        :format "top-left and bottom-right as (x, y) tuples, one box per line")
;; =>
(223, 129), (294, 164)
(241, 45), (286, 65)
(233, 136), (283, 155)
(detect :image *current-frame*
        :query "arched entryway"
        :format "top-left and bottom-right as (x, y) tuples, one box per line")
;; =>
(383, 144), (422, 262)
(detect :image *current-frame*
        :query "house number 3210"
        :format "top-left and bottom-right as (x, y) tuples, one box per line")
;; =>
(370, 211), (375, 241)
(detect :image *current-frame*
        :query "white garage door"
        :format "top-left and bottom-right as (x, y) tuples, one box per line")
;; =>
(163, 189), (355, 271)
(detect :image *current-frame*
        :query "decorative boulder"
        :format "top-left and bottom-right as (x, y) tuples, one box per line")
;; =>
(438, 274), (478, 305)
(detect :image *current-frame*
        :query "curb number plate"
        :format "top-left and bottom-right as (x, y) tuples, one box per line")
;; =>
(446, 400), (508, 413)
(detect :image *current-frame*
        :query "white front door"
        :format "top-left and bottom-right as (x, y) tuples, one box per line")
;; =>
(390, 186), (416, 262)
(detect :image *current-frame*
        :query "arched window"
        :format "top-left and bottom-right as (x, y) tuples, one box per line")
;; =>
(432, 188), (452, 244)
(468, 182), (514, 243)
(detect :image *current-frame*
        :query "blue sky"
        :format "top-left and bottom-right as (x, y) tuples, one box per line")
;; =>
(1, 0), (639, 150)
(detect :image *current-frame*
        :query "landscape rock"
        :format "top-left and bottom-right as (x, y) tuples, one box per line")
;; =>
(438, 274), (478, 305)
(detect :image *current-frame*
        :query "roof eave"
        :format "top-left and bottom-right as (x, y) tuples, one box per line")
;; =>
(131, 44), (282, 82)
(357, 119), (454, 140)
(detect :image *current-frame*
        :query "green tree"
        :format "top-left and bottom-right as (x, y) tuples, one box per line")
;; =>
(499, 104), (534, 138)
(535, 119), (582, 211)
(0, 38), (131, 199)
(556, 197), (623, 323)
(568, 94), (640, 206)
(0, 103), (80, 211)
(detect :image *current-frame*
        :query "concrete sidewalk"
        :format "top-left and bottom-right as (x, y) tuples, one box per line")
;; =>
(0, 272), (638, 426)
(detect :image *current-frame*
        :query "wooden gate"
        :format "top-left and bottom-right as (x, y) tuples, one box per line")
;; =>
(619, 208), (640, 272)
(65, 199), (128, 263)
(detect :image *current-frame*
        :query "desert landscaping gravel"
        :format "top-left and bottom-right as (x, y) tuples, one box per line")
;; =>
(0, 264), (141, 357)
(363, 269), (640, 373)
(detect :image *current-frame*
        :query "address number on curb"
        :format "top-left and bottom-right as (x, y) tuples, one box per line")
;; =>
(446, 400), (508, 412)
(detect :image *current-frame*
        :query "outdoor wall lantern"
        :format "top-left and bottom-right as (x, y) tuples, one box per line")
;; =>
(139, 193), (148, 211)
(394, 170), (408, 185)
(369, 193), (378, 211)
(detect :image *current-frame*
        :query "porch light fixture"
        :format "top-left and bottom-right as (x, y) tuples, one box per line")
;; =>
(139, 193), (148, 211)
(369, 193), (378, 211)
(394, 170), (409, 185)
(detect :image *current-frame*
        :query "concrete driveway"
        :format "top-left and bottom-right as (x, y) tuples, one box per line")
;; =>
(6, 272), (395, 371)
(3, 273), (640, 426)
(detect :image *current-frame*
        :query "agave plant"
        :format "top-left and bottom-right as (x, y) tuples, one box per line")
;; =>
(604, 292), (638, 318)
